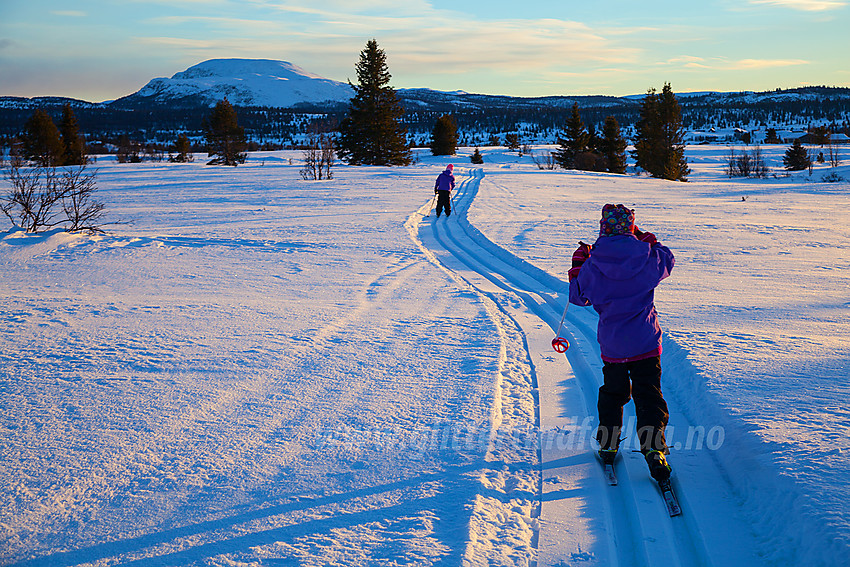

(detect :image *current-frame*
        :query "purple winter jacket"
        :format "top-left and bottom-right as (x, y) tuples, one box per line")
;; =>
(569, 234), (675, 362)
(435, 170), (455, 192)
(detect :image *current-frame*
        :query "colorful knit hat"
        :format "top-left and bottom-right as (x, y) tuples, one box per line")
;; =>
(599, 203), (635, 236)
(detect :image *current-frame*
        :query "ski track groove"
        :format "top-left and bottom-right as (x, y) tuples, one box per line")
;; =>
(410, 168), (713, 567)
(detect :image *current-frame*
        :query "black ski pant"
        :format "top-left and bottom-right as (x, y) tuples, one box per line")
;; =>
(435, 191), (451, 217)
(596, 356), (669, 454)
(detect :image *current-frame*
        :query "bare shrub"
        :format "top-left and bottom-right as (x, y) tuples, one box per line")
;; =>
(2, 158), (109, 233)
(726, 146), (769, 178)
(827, 139), (842, 168)
(60, 166), (106, 232)
(300, 133), (335, 181)
(531, 150), (557, 170)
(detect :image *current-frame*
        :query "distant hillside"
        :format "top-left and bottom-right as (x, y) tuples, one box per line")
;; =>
(1, 58), (849, 148)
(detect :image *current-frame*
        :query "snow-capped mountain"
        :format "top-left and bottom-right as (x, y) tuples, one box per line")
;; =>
(116, 59), (354, 108)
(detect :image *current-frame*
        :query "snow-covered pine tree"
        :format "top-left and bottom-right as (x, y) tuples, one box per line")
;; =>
(337, 39), (411, 166)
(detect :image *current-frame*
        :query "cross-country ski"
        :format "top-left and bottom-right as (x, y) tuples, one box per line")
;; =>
(659, 479), (683, 517)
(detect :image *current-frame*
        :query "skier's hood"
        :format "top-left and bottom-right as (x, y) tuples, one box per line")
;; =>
(590, 235), (652, 280)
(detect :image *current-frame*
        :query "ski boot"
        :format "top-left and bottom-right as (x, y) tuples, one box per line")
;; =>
(596, 427), (620, 465)
(644, 450), (672, 482)
(598, 448), (618, 465)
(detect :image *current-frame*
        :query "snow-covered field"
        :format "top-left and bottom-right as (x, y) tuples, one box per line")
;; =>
(0, 144), (847, 566)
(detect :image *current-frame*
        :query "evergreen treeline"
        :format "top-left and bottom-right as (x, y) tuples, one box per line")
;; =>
(18, 104), (87, 166)
(2, 87), (849, 152)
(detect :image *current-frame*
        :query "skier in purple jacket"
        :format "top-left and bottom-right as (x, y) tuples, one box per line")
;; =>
(434, 164), (455, 217)
(569, 204), (675, 481)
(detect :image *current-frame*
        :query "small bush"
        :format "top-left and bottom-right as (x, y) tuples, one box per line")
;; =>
(1, 159), (108, 233)
(574, 151), (608, 172)
(726, 146), (769, 178)
(531, 150), (556, 170)
(300, 133), (335, 181)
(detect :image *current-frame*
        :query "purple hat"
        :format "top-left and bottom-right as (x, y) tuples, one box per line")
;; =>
(599, 204), (635, 236)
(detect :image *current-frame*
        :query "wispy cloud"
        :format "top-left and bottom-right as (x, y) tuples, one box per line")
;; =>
(749, 0), (847, 10)
(50, 10), (87, 17)
(0, 38), (13, 50)
(661, 55), (808, 71)
(666, 55), (711, 69)
(732, 58), (809, 69)
(133, 4), (649, 90)
(136, 37), (222, 49)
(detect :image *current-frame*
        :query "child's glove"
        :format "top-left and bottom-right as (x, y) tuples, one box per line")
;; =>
(633, 227), (657, 245)
(568, 242), (591, 282)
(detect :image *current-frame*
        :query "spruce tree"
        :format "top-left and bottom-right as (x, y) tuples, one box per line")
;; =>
(59, 103), (86, 166)
(633, 88), (661, 176)
(171, 133), (194, 163)
(658, 84), (690, 181)
(587, 122), (600, 153)
(765, 128), (780, 144)
(633, 84), (689, 181)
(553, 103), (589, 169)
(205, 98), (246, 166)
(430, 114), (458, 156)
(337, 39), (411, 166)
(783, 138), (811, 171)
(22, 109), (64, 166)
(600, 116), (627, 174)
(470, 147), (484, 164)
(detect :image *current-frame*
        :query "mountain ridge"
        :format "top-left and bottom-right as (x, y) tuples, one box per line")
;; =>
(5, 57), (849, 112)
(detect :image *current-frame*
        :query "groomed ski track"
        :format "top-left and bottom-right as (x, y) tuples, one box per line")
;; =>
(406, 168), (765, 567)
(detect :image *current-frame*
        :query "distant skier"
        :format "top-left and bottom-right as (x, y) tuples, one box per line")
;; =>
(434, 164), (455, 217)
(568, 204), (676, 482)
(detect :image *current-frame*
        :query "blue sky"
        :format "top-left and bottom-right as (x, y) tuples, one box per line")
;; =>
(1, 0), (848, 101)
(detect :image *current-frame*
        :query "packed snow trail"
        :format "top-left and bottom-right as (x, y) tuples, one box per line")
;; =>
(0, 160), (534, 566)
(408, 168), (768, 567)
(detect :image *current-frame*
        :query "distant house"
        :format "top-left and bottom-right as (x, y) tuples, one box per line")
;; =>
(685, 131), (722, 143)
(777, 131), (806, 143)
(684, 128), (741, 144)
(796, 132), (850, 144)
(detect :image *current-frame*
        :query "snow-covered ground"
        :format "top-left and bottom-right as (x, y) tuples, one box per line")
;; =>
(0, 144), (847, 566)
